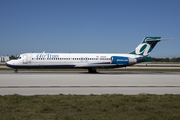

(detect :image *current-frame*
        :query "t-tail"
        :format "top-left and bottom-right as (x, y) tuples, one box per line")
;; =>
(129, 37), (172, 63)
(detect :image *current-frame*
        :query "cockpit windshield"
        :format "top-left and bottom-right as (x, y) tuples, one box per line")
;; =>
(17, 55), (21, 59)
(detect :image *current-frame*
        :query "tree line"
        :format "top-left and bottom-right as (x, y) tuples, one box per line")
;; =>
(151, 57), (180, 62)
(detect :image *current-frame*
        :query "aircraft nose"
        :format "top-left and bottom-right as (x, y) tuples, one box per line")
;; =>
(6, 61), (10, 66)
(6, 61), (13, 66)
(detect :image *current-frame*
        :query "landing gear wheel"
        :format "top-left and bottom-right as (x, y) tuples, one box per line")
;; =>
(14, 69), (18, 73)
(88, 68), (97, 73)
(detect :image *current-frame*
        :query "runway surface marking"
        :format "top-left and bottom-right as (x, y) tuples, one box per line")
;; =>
(0, 86), (180, 88)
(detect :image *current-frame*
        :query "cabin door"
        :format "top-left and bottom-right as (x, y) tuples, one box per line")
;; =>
(23, 55), (28, 64)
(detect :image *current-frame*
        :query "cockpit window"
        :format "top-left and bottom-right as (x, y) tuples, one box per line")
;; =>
(17, 55), (21, 59)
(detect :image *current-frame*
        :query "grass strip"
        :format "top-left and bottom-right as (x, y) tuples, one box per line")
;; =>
(0, 94), (180, 120)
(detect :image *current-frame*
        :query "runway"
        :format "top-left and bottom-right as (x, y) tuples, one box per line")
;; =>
(0, 71), (180, 95)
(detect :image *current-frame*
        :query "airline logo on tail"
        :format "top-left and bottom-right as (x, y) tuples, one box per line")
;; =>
(129, 37), (162, 56)
(135, 43), (151, 56)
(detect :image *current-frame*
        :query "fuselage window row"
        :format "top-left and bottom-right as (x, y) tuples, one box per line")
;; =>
(32, 58), (110, 60)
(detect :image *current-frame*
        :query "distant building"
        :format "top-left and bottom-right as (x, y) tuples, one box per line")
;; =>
(0, 56), (10, 62)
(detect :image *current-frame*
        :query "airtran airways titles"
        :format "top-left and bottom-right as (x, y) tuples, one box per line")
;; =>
(36, 54), (59, 58)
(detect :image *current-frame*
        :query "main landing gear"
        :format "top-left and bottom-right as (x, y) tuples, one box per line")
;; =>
(88, 68), (97, 73)
(14, 69), (18, 73)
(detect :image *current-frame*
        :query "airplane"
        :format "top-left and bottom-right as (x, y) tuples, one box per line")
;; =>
(6, 37), (171, 73)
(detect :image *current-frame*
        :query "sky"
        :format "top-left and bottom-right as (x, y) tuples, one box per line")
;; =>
(0, 0), (180, 58)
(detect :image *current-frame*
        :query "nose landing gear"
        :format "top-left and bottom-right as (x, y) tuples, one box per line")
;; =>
(14, 69), (18, 73)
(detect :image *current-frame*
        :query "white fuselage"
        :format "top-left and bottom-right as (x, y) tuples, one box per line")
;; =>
(6, 53), (140, 69)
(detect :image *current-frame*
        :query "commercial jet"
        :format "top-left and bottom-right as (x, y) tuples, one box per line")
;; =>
(6, 37), (171, 73)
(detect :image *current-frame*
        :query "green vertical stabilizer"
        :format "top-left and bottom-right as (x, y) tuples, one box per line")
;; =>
(129, 37), (161, 56)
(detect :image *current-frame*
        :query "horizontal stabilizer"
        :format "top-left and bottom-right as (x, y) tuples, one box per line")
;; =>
(145, 38), (173, 42)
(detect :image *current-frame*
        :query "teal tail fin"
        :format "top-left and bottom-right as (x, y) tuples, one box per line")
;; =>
(129, 37), (161, 56)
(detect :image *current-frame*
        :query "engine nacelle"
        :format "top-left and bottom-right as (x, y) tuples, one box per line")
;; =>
(111, 56), (136, 65)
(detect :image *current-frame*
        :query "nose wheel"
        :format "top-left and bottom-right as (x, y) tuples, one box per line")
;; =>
(14, 69), (18, 73)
